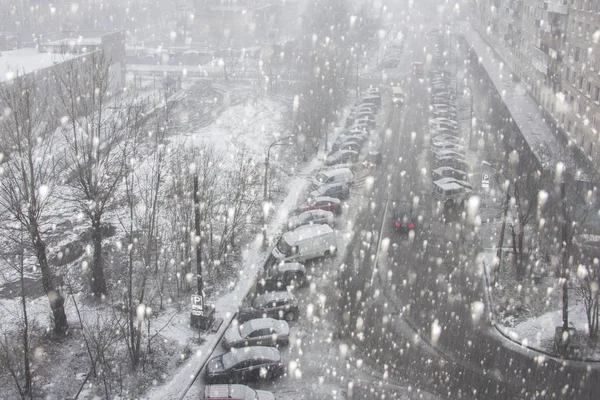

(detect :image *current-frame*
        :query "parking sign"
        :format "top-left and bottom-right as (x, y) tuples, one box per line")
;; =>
(482, 173), (490, 188)
(191, 295), (204, 316)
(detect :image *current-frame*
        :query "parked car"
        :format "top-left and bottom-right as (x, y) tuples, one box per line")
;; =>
(433, 178), (472, 209)
(297, 196), (342, 214)
(272, 224), (337, 262)
(309, 182), (350, 200)
(237, 291), (299, 323)
(312, 168), (354, 189)
(432, 134), (463, 145)
(326, 149), (359, 166)
(205, 346), (284, 384)
(433, 148), (466, 160)
(287, 209), (334, 230)
(223, 318), (290, 350)
(347, 115), (375, 129)
(431, 127), (459, 138)
(330, 140), (361, 153)
(433, 156), (469, 171)
(435, 176), (473, 190)
(362, 151), (383, 169)
(332, 139), (362, 153)
(393, 203), (417, 234)
(431, 142), (465, 153)
(204, 384), (275, 400)
(431, 166), (468, 182)
(257, 262), (308, 292)
(337, 132), (368, 145)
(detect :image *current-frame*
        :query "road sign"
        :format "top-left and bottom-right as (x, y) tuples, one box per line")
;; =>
(191, 295), (204, 316)
(482, 173), (490, 188)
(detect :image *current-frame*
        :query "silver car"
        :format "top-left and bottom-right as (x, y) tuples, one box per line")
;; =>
(223, 318), (290, 350)
(287, 209), (335, 230)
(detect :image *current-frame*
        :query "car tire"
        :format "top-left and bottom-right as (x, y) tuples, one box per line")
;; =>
(284, 311), (296, 321)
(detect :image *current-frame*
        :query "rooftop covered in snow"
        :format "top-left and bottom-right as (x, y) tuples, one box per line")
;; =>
(0, 48), (77, 83)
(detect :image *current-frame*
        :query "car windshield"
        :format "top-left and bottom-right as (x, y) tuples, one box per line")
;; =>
(315, 173), (328, 183)
(276, 238), (293, 256)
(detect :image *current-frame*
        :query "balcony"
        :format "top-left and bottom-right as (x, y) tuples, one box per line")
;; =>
(546, 2), (568, 15)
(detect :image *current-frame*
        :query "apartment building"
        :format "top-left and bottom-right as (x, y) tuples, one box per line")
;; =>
(470, 0), (600, 167)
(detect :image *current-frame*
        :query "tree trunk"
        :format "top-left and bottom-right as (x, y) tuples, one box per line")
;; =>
(516, 224), (525, 281)
(29, 219), (68, 334)
(194, 176), (203, 295)
(91, 216), (107, 297)
(19, 254), (32, 397)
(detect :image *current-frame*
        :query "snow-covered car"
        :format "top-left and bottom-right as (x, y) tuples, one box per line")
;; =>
(326, 149), (359, 166)
(237, 291), (299, 323)
(346, 114), (375, 129)
(330, 140), (361, 153)
(432, 148), (466, 160)
(309, 182), (350, 200)
(297, 196), (342, 214)
(434, 176), (473, 191)
(432, 134), (463, 144)
(205, 384), (275, 400)
(205, 347), (284, 384)
(222, 318), (290, 350)
(431, 141), (465, 153)
(433, 178), (473, 209)
(431, 127), (459, 137)
(431, 166), (469, 182)
(287, 209), (335, 230)
(257, 262), (308, 292)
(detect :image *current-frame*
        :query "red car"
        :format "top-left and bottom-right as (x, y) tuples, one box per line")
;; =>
(297, 196), (342, 215)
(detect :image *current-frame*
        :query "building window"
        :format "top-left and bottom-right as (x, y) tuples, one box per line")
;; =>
(587, 80), (592, 95)
(575, 46), (581, 62)
(595, 86), (600, 102)
(579, 76), (584, 89)
(597, 0), (600, 13)
(578, 101), (585, 115)
(586, 24), (591, 38)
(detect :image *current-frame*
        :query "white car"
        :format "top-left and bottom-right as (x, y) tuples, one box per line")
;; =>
(287, 209), (335, 230)
(222, 318), (290, 350)
(326, 149), (359, 166)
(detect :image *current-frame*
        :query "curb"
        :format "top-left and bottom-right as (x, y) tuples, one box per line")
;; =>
(481, 258), (600, 364)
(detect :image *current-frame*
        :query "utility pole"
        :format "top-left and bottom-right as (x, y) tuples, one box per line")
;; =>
(560, 180), (569, 331)
(193, 175), (202, 295)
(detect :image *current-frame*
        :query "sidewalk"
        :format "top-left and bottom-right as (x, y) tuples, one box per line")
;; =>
(454, 23), (569, 169)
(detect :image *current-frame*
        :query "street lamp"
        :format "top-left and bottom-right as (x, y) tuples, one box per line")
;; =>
(264, 135), (293, 201)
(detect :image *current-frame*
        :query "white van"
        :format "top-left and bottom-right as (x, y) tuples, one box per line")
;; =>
(433, 179), (472, 208)
(311, 168), (354, 190)
(272, 225), (337, 262)
(391, 87), (405, 106)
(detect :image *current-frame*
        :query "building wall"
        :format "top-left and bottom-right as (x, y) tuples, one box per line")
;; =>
(470, 0), (600, 168)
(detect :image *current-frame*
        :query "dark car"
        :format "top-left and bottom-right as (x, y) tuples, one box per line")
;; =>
(330, 140), (361, 153)
(326, 149), (360, 166)
(257, 261), (308, 292)
(309, 182), (350, 200)
(237, 291), (299, 323)
(297, 196), (342, 215)
(362, 151), (383, 169)
(431, 166), (468, 182)
(205, 346), (284, 384)
(393, 204), (417, 234)
(222, 318), (290, 350)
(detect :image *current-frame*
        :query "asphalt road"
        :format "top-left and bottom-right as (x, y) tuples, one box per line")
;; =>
(339, 23), (600, 400)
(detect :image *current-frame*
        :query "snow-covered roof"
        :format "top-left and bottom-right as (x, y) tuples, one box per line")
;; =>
(0, 48), (77, 83)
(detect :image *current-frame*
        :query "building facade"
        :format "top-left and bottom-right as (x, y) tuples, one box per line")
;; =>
(470, 0), (600, 168)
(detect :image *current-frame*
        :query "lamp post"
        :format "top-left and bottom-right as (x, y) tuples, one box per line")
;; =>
(262, 135), (293, 248)
(264, 135), (293, 201)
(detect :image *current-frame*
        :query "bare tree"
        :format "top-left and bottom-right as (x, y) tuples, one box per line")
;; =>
(573, 238), (600, 339)
(0, 228), (33, 399)
(53, 52), (126, 298)
(510, 169), (544, 280)
(0, 73), (68, 334)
